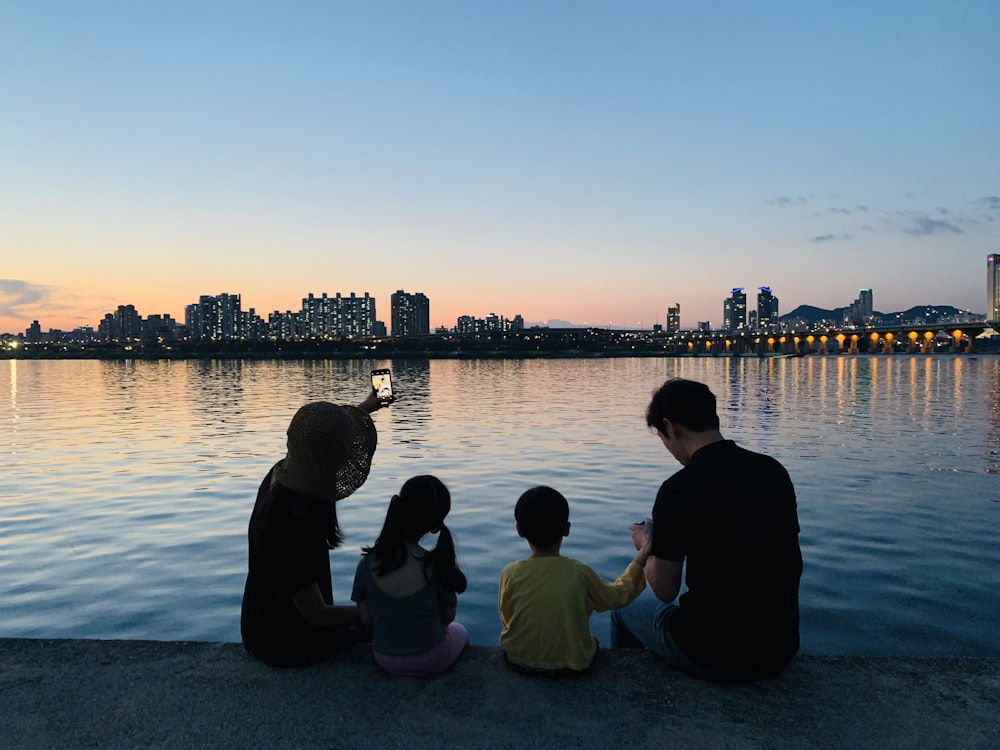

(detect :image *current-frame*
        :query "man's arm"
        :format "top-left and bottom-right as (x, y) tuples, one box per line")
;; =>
(644, 555), (682, 603)
(629, 519), (683, 603)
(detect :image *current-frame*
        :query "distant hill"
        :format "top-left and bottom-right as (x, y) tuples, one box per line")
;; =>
(780, 305), (848, 324)
(780, 304), (981, 326)
(889, 305), (981, 322)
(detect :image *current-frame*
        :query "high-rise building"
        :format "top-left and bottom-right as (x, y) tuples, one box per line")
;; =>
(846, 288), (874, 326)
(457, 315), (476, 334)
(71, 326), (95, 343)
(757, 287), (779, 331)
(337, 292), (377, 337)
(858, 288), (873, 320)
(187, 293), (243, 340)
(666, 304), (680, 333)
(301, 293), (334, 337)
(98, 313), (113, 342)
(391, 290), (430, 336)
(243, 308), (264, 341)
(25, 320), (42, 343)
(144, 314), (179, 343)
(114, 305), (143, 342)
(723, 288), (747, 332)
(456, 311), (523, 334)
(988, 254), (1000, 325)
(267, 310), (299, 341)
(300, 292), (377, 338)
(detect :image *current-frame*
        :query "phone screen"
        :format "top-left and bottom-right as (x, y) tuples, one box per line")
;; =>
(371, 369), (393, 401)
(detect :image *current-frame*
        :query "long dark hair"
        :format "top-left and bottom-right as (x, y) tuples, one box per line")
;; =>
(362, 475), (467, 594)
(270, 473), (343, 550)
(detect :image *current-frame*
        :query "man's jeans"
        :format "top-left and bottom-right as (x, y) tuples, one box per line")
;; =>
(610, 593), (723, 681)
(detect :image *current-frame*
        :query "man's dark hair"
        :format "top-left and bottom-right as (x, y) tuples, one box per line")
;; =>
(515, 486), (569, 548)
(646, 378), (720, 434)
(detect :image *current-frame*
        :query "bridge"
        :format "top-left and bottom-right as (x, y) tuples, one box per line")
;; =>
(658, 321), (992, 356)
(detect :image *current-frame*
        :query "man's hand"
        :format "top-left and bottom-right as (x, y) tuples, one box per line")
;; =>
(628, 517), (653, 568)
(629, 517), (653, 552)
(629, 517), (682, 601)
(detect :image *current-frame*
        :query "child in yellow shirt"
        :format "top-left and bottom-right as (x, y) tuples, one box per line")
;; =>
(498, 486), (651, 673)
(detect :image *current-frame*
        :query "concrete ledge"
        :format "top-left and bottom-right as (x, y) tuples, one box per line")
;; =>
(1, 639), (997, 749)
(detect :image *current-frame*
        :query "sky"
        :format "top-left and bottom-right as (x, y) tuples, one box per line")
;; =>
(1, 1), (997, 334)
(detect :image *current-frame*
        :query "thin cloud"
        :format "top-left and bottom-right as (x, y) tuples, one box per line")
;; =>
(771, 192), (998, 240)
(902, 216), (963, 236)
(766, 195), (815, 208)
(766, 197), (796, 207)
(0, 279), (51, 316)
(0, 279), (103, 331)
(974, 195), (1000, 220)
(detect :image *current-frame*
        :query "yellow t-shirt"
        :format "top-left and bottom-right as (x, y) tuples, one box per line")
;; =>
(498, 556), (646, 671)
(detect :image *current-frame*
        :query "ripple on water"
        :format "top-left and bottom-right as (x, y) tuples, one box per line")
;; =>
(1, 357), (998, 656)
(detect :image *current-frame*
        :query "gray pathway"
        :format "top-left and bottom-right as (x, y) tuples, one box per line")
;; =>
(1, 639), (997, 749)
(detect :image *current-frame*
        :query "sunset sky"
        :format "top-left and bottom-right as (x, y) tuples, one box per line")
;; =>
(1, 1), (997, 335)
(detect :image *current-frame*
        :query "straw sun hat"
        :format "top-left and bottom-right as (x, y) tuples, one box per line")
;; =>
(274, 401), (377, 502)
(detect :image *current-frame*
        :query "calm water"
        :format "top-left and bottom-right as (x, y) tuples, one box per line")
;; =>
(1, 356), (998, 656)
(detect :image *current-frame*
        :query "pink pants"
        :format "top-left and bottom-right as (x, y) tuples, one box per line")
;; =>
(374, 622), (469, 676)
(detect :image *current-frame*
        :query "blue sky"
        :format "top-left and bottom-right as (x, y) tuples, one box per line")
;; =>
(1, 1), (997, 333)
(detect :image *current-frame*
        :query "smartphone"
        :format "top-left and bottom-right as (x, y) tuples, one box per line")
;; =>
(370, 368), (393, 402)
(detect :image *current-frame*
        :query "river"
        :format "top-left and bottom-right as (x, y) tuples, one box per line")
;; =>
(1, 355), (997, 655)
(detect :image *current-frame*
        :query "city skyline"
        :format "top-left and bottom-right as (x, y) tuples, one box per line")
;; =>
(5, 279), (983, 343)
(1, 3), (997, 335)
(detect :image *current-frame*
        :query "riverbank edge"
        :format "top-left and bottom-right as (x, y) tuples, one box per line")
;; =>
(0, 349), (775, 361)
(2, 638), (997, 749)
(5, 350), (995, 362)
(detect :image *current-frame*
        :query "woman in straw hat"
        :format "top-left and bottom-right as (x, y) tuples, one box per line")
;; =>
(241, 390), (388, 667)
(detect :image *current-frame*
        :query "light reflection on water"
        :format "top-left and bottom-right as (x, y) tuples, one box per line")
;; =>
(1, 356), (998, 656)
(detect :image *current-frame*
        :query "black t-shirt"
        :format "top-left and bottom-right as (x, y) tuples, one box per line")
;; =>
(651, 440), (802, 679)
(240, 467), (343, 667)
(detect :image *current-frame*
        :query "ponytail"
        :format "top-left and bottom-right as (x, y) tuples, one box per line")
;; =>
(425, 523), (467, 594)
(362, 498), (408, 575)
(363, 474), (466, 593)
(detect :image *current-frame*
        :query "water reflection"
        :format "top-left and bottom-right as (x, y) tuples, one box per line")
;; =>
(390, 359), (431, 449)
(7, 359), (17, 401)
(0, 356), (998, 656)
(985, 359), (1000, 477)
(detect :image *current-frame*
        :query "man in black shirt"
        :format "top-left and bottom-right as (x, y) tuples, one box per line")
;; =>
(611, 378), (802, 680)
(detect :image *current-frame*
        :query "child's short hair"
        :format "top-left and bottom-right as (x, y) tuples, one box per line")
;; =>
(515, 486), (569, 548)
